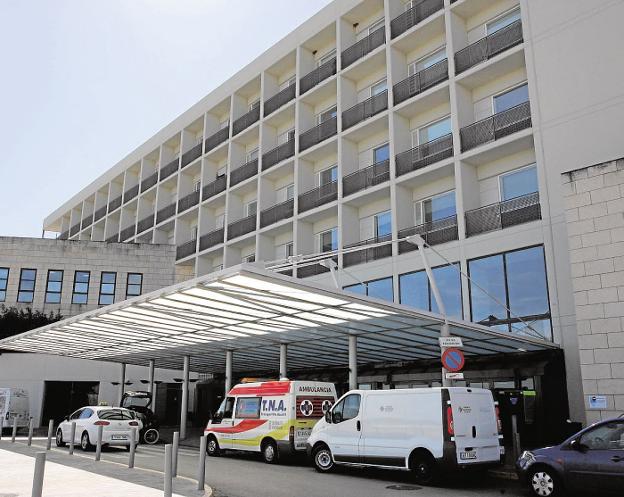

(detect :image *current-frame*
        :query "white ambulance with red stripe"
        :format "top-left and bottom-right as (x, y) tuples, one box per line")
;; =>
(204, 379), (337, 463)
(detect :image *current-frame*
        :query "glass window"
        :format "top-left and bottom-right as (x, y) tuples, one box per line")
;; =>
(345, 277), (393, 302)
(70, 409), (83, 420)
(72, 271), (90, 304)
(247, 147), (259, 162)
(126, 273), (143, 298)
(245, 200), (257, 217)
(99, 272), (116, 305)
(79, 409), (94, 419)
(98, 409), (133, 421)
(373, 143), (390, 164)
(17, 268), (37, 303)
(317, 48), (336, 67)
(319, 165), (338, 186)
(319, 228), (338, 252)
(317, 105), (337, 124)
(249, 99), (260, 111)
(409, 47), (446, 75)
(500, 164), (538, 201)
(332, 394), (361, 423)
(244, 254), (256, 263)
(285, 242), (293, 258)
(579, 421), (624, 451)
(371, 79), (387, 96)
(400, 265), (463, 319)
(45, 270), (63, 304)
(416, 116), (451, 145)
(0, 268), (8, 302)
(375, 211), (392, 238)
(494, 83), (529, 113)
(486, 7), (521, 35)
(344, 283), (367, 295)
(235, 398), (261, 419)
(468, 254), (508, 331)
(416, 191), (456, 225)
(213, 397), (235, 422)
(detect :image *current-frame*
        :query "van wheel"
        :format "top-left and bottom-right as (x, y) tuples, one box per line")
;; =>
(261, 440), (278, 464)
(80, 432), (92, 451)
(56, 429), (66, 447)
(410, 451), (438, 485)
(528, 466), (562, 497)
(206, 436), (221, 457)
(313, 445), (334, 473)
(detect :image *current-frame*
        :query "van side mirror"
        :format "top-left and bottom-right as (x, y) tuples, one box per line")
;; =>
(64, 415), (69, 422)
(324, 411), (332, 423)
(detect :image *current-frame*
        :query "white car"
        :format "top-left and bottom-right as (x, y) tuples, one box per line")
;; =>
(56, 406), (142, 451)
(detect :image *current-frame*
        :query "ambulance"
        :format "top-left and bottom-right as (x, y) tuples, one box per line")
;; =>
(204, 379), (337, 463)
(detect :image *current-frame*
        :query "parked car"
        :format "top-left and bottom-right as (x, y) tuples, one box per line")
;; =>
(0, 388), (29, 433)
(516, 417), (624, 496)
(55, 406), (141, 451)
(307, 387), (503, 484)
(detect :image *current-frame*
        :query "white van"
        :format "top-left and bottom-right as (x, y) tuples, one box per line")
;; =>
(205, 379), (337, 463)
(307, 387), (503, 483)
(0, 388), (30, 431)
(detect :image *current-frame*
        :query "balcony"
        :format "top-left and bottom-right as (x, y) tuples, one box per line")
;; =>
(199, 228), (224, 251)
(300, 57), (337, 95)
(298, 181), (338, 213)
(343, 160), (390, 197)
(227, 215), (257, 241)
(396, 133), (453, 177)
(178, 190), (200, 213)
(342, 90), (388, 130)
(181, 142), (203, 168)
(262, 139), (295, 171)
(120, 225), (136, 242)
(70, 223), (81, 237)
(137, 214), (154, 234)
(393, 59), (448, 105)
(160, 158), (179, 181)
(202, 175), (227, 201)
(299, 116), (337, 152)
(390, 0), (444, 38)
(141, 172), (158, 192)
(455, 20), (523, 74)
(342, 27), (386, 69)
(260, 198), (294, 228)
(81, 214), (93, 229)
(397, 215), (458, 254)
(264, 84), (296, 117)
(230, 158), (258, 187)
(59, 231), (69, 240)
(343, 234), (393, 268)
(156, 203), (176, 224)
(123, 184), (139, 204)
(465, 192), (541, 237)
(297, 262), (331, 278)
(232, 106), (260, 136)
(106, 234), (119, 243)
(460, 101), (531, 152)
(94, 206), (107, 222)
(176, 239), (197, 260)
(108, 195), (122, 213)
(205, 127), (229, 153)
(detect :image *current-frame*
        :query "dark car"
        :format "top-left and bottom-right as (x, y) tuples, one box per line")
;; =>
(516, 417), (624, 496)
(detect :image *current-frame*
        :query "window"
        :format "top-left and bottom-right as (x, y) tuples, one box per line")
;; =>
(99, 272), (117, 305)
(317, 105), (337, 125)
(468, 246), (551, 339)
(285, 242), (294, 258)
(235, 397), (262, 419)
(69, 409), (84, 420)
(0, 268), (8, 302)
(371, 78), (387, 96)
(356, 18), (384, 40)
(79, 409), (94, 419)
(408, 47), (446, 76)
(193, 180), (201, 192)
(279, 75), (296, 91)
(45, 270), (63, 304)
(191, 226), (198, 241)
(219, 119), (229, 130)
(215, 214), (225, 229)
(249, 99), (260, 111)
(373, 143), (389, 164)
(213, 264), (223, 272)
(500, 164), (538, 201)
(415, 191), (456, 226)
(318, 165), (338, 186)
(345, 276), (394, 303)
(98, 409), (133, 421)
(245, 200), (257, 217)
(213, 397), (235, 423)
(317, 48), (336, 67)
(72, 271), (90, 304)
(278, 128), (295, 144)
(244, 254), (256, 263)
(375, 211), (392, 238)
(400, 265), (463, 319)
(216, 165), (227, 177)
(126, 273), (143, 298)
(318, 228), (338, 252)
(486, 7), (521, 35)
(17, 269), (37, 303)
(493, 83), (528, 114)
(331, 394), (361, 423)
(579, 421), (624, 451)
(413, 116), (451, 146)
(246, 147), (259, 162)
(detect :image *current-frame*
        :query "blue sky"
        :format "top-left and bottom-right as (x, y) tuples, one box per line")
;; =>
(0, 0), (332, 237)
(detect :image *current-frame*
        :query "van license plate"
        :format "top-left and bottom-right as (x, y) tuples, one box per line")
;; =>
(460, 451), (477, 460)
(111, 435), (127, 440)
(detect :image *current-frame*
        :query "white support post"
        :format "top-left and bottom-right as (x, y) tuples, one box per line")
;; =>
(118, 363), (126, 406)
(348, 335), (358, 391)
(279, 344), (288, 379)
(180, 355), (190, 440)
(225, 350), (233, 396)
(148, 359), (155, 395)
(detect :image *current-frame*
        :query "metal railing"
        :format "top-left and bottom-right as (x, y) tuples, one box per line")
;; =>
(232, 106), (260, 136)
(264, 84), (296, 116)
(393, 59), (448, 105)
(204, 127), (229, 153)
(94, 206), (107, 222)
(343, 159), (390, 197)
(260, 198), (294, 228)
(141, 172), (158, 192)
(202, 175), (227, 201)
(178, 190), (200, 213)
(342, 90), (388, 130)
(343, 234), (393, 267)
(455, 20), (523, 74)
(81, 214), (93, 229)
(297, 261), (333, 278)
(298, 180), (338, 213)
(108, 195), (122, 213)
(176, 239), (197, 260)
(396, 133), (453, 176)
(230, 158), (258, 186)
(156, 203), (176, 224)
(59, 231), (69, 240)
(137, 215), (154, 234)
(120, 225), (136, 242)
(342, 27), (386, 69)
(398, 215), (458, 253)
(199, 228), (224, 251)
(160, 158), (179, 180)
(299, 116), (337, 152)
(300, 57), (337, 95)
(181, 142), (203, 168)
(106, 234), (119, 243)
(227, 215), (257, 240)
(262, 140), (295, 171)
(70, 223), (81, 236)
(460, 101), (531, 152)
(123, 184), (139, 203)
(465, 192), (541, 237)
(390, 0), (444, 38)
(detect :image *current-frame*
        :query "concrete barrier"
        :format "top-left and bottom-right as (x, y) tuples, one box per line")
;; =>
(197, 435), (207, 491)
(172, 431), (179, 477)
(95, 425), (103, 461)
(164, 443), (173, 497)
(68, 422), (76, 455)
(46, 420), (54, 450)
(31, 451), (46, 497)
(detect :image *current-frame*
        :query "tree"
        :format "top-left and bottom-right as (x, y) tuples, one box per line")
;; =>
(0, 306), (63, 341)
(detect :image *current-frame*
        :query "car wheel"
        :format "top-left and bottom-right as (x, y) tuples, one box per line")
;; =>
(262, 439), (279, 464)
(80, 432), (92, 451)
(55, 429), (66, 447)
(313, 445), (334, 473)
(143, 428), (159, 445)
(410, 451), (438, 485)
(528, 467), (561, 497)
(206, 436), (221, 457)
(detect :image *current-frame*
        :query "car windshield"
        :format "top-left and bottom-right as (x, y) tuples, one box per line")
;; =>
(97, 409), (133, 421)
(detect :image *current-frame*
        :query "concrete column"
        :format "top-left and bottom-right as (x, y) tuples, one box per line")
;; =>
(148, 359), (155, 394)
(180, 355), (190, 440)
(279, 344), (288, 379)
(225, 350), (233, 395)
(118, 363), (126, 406)
(348, 335), (357, 391)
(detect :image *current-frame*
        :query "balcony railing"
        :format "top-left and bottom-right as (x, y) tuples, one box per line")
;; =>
(397, 215), (458, 254)
(298, 181), (338, 213)
(202, 175), (227, 201)
(108, 195), (122, 213)
(123, 184), (139, 203)
(342, 27), (386, 69)
(343, 234), (393, 268)
(460, 101), (531, 152)
(262, 140), (295, 171)
(390, 0), (444, 38)
(156, 203), (176, 224)
(106, 234), (119, 243)
(178, 190), (200, 213)
(70, 223), (81, 237)
(94, 205), (107, 222)
(59, 231), (69, 240)
(227, 215), (257, 241)
(342, 90), (388, 130)
(299, 116), (337, 152)
(120, 225), (136, 242)
(230, 158), (258, 187)
(160, 158), (179, 181)
(176, 239), (197, 260)
(455, 20), (523, 74)
(264, 84), (296, 116)
(300, 57), (337, 95)
(141, 172), (158, 192)
(232, 106), (260, 136)
(205, 127), (229, 153)
(260, 198), (294, 228)
(393, 59), (448, 105)
(297, 262), (332, 279)
(199, 228), (224, 251)
(181, 142), (203, 168)
(343, 160), (390, 197)
(81, 214), (93, 229)
(396, 133), (453, 176)
(465, 192), (541, 237)
(137, 214), (154, 234)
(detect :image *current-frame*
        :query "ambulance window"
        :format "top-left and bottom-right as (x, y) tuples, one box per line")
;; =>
(332, 394), (361, 423)
(235, 397), (261, 419)
(223, 397), (235, 418)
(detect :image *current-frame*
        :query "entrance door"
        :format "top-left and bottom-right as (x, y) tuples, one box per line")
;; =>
(41, 381), (99, 426)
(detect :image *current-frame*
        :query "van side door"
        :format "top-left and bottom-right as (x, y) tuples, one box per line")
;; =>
(327, 393), (362, 463)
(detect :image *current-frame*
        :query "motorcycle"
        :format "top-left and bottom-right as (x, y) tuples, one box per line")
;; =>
(121, 390), (160, 445)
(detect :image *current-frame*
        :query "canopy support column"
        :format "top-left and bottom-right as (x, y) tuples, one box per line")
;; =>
(148, 359), (155, 395)
(225, 351), (233, 395)
(118, 363), (126, 406)
(180, 355), (190, 440)
(348, 335), (357, 391)
(279, 344), (288, 379)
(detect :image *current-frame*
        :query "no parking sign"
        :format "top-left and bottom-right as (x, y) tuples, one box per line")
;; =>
(441, 348), (465, 373)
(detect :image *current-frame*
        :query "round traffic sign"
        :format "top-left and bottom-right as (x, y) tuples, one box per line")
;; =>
(441, 348), (465, 372)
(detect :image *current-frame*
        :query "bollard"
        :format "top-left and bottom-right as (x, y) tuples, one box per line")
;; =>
(511, 414), (521, 460)
(31, 451), (46, 497)
(46, 420), (54, 451)
(0, 417), (4, 441)
(95, 425), (103, 461)
(11, 417), (18, 443)
(128, 427), (137, 468)
(27, 418), (34, 446)
(172, 431), (179, 477)
(164, 444), (173, 497)
(197, 435), (207, 491)
(68, 422), (76, 455)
